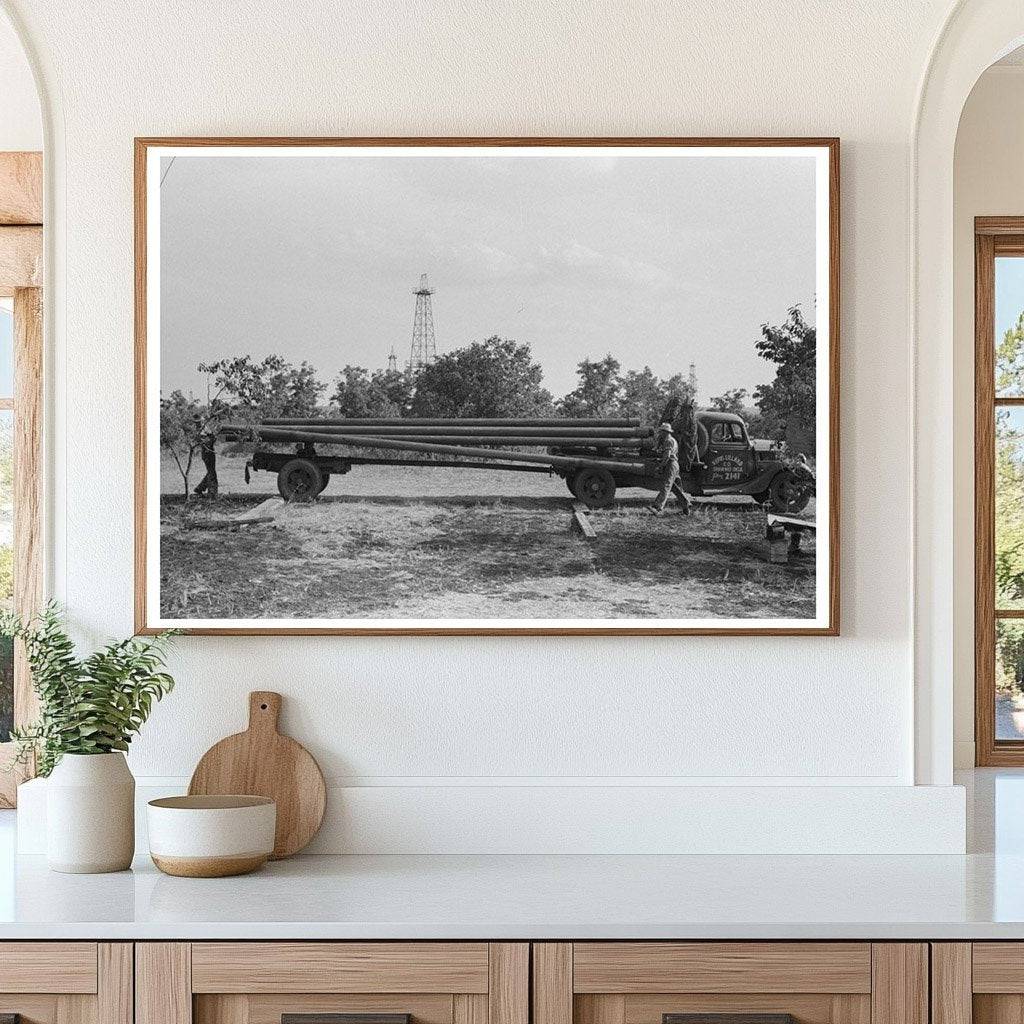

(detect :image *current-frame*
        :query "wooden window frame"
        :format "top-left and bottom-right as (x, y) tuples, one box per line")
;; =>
(975, 217), (1024, 765)
(0, 151), (43, 806)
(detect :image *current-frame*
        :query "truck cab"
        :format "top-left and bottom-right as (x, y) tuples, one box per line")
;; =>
(696, 410), (758, 488)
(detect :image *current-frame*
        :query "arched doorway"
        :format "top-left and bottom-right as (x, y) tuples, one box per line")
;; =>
(914, 0), (1024, 784)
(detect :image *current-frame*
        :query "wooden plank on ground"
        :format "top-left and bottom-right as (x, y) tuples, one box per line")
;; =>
(0, 152), (42, 224)
(0, 225), (42, 290)
(235, 497), (284, 523)
(571, 502), (597, 540)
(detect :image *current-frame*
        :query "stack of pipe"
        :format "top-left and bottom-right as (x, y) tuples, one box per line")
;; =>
(219, 417), (653, 473)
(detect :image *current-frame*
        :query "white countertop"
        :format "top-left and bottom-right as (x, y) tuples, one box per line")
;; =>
(1, 769), (1022, 941)
(1, 849), (1024, 940)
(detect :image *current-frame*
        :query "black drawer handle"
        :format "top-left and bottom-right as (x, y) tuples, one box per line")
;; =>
(283, 1016), (411, 1024)
(665, 1016), (796, 1024)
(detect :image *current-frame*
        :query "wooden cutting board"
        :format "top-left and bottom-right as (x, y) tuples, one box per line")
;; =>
(188, 691), (326, 859)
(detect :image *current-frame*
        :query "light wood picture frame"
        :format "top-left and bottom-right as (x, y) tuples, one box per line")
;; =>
(135, 137), (840, 636)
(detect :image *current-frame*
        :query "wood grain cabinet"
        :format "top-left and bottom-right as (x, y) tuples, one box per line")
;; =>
(931, 943), (1024, 1024)
(533, 944), (929, 1024)
(136, 943), (528, 1024)
(0, 943), (132, 1024)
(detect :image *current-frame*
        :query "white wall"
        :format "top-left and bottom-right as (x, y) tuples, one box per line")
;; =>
(1, 0), (972, 851)
(952, 65), (1024, 767)
(0, 10), (40, 151)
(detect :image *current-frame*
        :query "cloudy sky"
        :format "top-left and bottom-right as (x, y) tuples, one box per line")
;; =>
(158, 148), (818, 403)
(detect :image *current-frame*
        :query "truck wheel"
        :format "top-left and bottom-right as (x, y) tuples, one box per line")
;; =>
(571, 467), (616, 509)
(769, 471), (812, 514)
(277, 458), (322, 502)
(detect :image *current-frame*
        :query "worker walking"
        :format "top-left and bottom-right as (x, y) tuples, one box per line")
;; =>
(193, 420), (219, 498)
(650, 422), (690, 515)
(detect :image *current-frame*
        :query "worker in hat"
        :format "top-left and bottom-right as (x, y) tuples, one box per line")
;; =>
(650, 421), (690, 515)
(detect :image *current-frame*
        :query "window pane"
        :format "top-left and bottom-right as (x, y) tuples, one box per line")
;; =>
(0, 305), (12, 398)
(996, 257), (1024, 396)
(997, 619), (1024, 740)
(997, 407), (1024, 609)
(0, 411), (12, 742)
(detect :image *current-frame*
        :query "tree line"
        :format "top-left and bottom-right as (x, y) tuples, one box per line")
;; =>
(160, 305), (816, 497)
(995, 312), (1024, 695)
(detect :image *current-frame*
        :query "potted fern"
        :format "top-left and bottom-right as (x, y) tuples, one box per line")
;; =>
(2, 604), (177, 873)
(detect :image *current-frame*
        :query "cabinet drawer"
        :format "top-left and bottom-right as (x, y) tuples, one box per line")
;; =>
(535, 943), (925, 1024)
(0, 942), (98, 993)
(0, 943), (130, 1024)
(191, 943), (490, 993)
(139, 942), (528, 1024)
(572, 944), (872, 994)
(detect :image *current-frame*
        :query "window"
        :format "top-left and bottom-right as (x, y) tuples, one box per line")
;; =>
(710, 421), (745, 444)
(976, 220), (1024, 764)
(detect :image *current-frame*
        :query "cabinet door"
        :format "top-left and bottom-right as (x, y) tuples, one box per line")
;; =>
(137, 943), (528, 1024)
(534, 944), (927, 1024)
(935, 943), (1024, 1024)
(0, 942), (132, 1024)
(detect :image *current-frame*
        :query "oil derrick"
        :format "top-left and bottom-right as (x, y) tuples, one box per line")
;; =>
(408, 273), (437, 375)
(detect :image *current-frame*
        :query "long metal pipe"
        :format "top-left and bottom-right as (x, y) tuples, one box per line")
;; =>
(226, 428), (647, 447)
(234, 426), (649, 474)
(224, 422), (647, 439)
(262, 416), (642, 428)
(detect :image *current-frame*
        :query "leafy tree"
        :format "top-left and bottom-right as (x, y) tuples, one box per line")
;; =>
(198, 354), (326, 419)
(558, 355), (622, 418)
(709, 388), (749, 416)
(753, 305), (817, 455)
(617, 367), (692, 427)
(998, 622), (1024, 695)
(410, 336), (553, 418)
(998, 312), (1024, 395)
(160, 390), (205, 500)
(332, 366), (412, 419)
(997, 408), (1024, 610)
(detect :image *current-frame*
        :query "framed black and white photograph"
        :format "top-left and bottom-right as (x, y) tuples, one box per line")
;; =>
(135, 137), (839, 636)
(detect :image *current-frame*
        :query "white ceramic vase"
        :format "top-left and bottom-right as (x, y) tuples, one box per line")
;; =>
(46, 752), (135, 873)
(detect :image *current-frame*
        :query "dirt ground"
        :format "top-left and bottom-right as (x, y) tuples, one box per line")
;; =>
(159, 457), (817, 622)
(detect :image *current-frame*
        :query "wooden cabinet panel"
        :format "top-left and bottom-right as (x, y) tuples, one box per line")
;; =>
(0, 943), (98, 994)
(196, 993), (456, 1024)
(534, 944), (573, 1024)
(930, 944), (971, 1024)
(870, 945), (927, 1024)
(488, 944), (527, 1024)
(621, 992), (848, 1024)
(0, 943), (129, 1024)
(573, 944), (873, 995)
(137, 943), (191, 1024)
(192, 943), (490, 994)
(139, 942), (525, 1024)
(973, 945), (1024, 993)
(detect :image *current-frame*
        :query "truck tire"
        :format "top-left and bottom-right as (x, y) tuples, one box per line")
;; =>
(768, 470), (812, 514)
(571, 466), (617, 509)
(277, 458), (322, 502)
